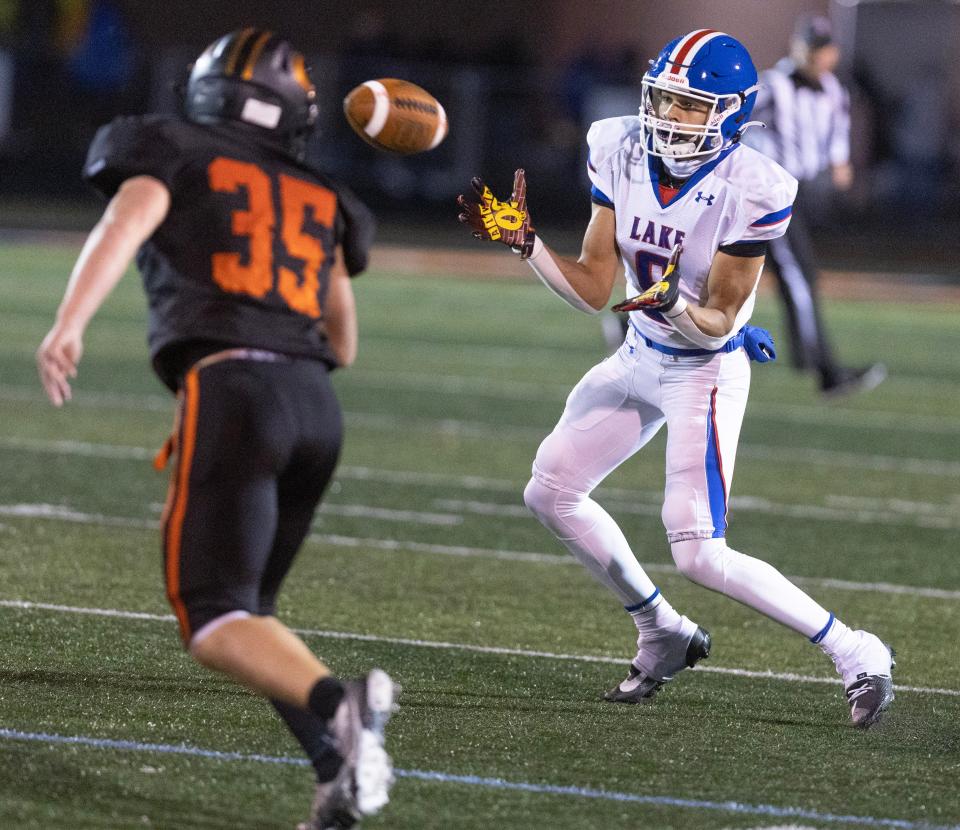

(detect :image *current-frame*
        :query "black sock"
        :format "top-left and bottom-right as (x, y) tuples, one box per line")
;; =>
(307, 676), (345, 721)
(270, 699), (342, 782)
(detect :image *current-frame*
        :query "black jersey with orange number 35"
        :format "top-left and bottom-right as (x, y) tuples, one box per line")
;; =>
(83, 114), (376, 390)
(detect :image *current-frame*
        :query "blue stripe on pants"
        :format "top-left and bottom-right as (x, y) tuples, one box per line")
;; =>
(705, 386), (728, 537)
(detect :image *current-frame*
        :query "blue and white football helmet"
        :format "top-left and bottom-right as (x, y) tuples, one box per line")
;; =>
(640, 30), (760, 160)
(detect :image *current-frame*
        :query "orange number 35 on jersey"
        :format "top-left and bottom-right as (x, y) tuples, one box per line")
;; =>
(207, 156), (336, 319)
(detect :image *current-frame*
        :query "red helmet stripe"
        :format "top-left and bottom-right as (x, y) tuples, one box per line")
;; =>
(670, 29), (720, 74)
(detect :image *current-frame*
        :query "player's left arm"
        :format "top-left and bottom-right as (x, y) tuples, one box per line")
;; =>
(687, 251), (764, 335)
(37, 175), (171, 406)
(322, 246), (358, 367)
(661, 251), (763, 349)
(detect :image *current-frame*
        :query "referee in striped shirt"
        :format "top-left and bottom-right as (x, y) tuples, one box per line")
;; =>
(745, 15), (885, 397)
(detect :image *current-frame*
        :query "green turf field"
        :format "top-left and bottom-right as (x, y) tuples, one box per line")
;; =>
(1, 240), (958, 830)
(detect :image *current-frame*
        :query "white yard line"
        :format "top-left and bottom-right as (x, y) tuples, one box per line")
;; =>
(0, 503), (156, 528)
(318, 503), (462, 526)
(736, 444), (960, 478)
(342, 372), (960, 435)
(343, 412), (960, 481)
(0, 384), (171, 411)
(0, 598), (956, 698)
(434, 495), (960, 531)
(2, 504), (959, 601)
(3, 426), (959, 479)
(342, 370), (570, 401)
(7, 378), (960, 434)
(6, 435), (957, 516)
(0, 435), (154, 460)
(338, 464), (525, 493)
(0, 501), (459, 529)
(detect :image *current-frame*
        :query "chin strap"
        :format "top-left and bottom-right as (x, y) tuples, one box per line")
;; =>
(733, 120), (766, 143)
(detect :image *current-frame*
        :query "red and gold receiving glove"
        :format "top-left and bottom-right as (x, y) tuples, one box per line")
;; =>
(613, 242), (684, 313)
(457, 168), (536, 259)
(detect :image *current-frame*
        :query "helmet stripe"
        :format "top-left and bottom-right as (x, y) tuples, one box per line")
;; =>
(241, 30), (274, 80)
(670, 29), (722, 74)
(291, 53), (313, 92)
(224, 27), (256, 76)
(667, 29), (710, 64)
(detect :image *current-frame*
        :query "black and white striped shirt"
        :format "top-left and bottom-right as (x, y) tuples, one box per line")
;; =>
(744, 58), (850, 182)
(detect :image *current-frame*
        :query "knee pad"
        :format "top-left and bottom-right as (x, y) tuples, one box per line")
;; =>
(661, 481), (703, 539)
(523, 476), (548, 517)
(671, 537), (727, 592)
(523, 476), (563, 525)
(523, 476), (586, 540)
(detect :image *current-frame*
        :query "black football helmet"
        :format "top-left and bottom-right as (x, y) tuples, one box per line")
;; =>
(184, 28), (318, 157)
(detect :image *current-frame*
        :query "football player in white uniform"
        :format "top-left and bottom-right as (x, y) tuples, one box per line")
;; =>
(458, 30), (894, 728)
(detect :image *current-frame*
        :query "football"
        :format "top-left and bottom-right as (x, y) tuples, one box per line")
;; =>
(343, 78), (448, 155)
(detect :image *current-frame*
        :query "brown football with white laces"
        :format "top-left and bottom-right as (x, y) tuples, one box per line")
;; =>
(343, 78), (448, 155)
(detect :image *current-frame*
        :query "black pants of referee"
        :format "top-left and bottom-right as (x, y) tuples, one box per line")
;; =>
(762, 183), (842, 388)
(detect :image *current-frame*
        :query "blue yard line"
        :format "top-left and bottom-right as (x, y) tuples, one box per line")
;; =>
(2, 728), (956, 830)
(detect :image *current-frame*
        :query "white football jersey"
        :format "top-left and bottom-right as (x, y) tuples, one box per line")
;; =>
(587, 116), (798, 349)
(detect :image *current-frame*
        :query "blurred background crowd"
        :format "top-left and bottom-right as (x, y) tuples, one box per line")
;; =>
(0, 0), (957, 273)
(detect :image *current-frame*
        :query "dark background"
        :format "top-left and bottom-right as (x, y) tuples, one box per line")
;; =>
(0, 0), (957, 272)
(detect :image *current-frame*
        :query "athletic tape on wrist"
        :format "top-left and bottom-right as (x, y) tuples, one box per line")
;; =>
(526, 237), (598, 314)
(663, 295), (688, 318)
(663, 301), (731, 350)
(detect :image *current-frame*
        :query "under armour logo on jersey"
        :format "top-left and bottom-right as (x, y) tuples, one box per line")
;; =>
(695, 191), (715, 206)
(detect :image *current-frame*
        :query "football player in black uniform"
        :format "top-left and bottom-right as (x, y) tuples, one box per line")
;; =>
(37, 29), (396, 830)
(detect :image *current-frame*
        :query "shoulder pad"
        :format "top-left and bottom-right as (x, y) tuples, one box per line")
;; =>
(586, 116), (641, 168)
(724, 145), (798, 240)
(335, 183), (376, 277)
(586, 116), (642, 205)
(84, 115), (183, 198)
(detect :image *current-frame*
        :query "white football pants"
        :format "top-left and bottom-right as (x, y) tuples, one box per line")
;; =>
(524, 326), (831, 637)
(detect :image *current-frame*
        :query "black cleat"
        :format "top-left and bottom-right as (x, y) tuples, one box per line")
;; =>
(821, 363), (887, 400)
(845, 646), (895, 729)
(604, 626), (711, 704)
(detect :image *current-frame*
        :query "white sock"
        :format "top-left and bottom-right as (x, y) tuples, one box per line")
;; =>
(629, 590), (684, 637)
(815, 614), (857, 660)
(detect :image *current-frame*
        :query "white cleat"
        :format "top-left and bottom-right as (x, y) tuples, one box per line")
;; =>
(299, 669), (399, 829)
(604, 617), (711, 704)
(832, 631), (895, 728)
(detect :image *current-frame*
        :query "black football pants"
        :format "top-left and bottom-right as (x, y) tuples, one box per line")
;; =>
(160, 351), (342, 643)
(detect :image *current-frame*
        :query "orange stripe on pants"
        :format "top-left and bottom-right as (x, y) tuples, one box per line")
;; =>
(164, 368), (200, 643)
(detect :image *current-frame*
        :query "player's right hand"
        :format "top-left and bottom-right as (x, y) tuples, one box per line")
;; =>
(612, 242), (684, 313)
(37, 325), (83, 407)
(457, 168), (536, 258)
